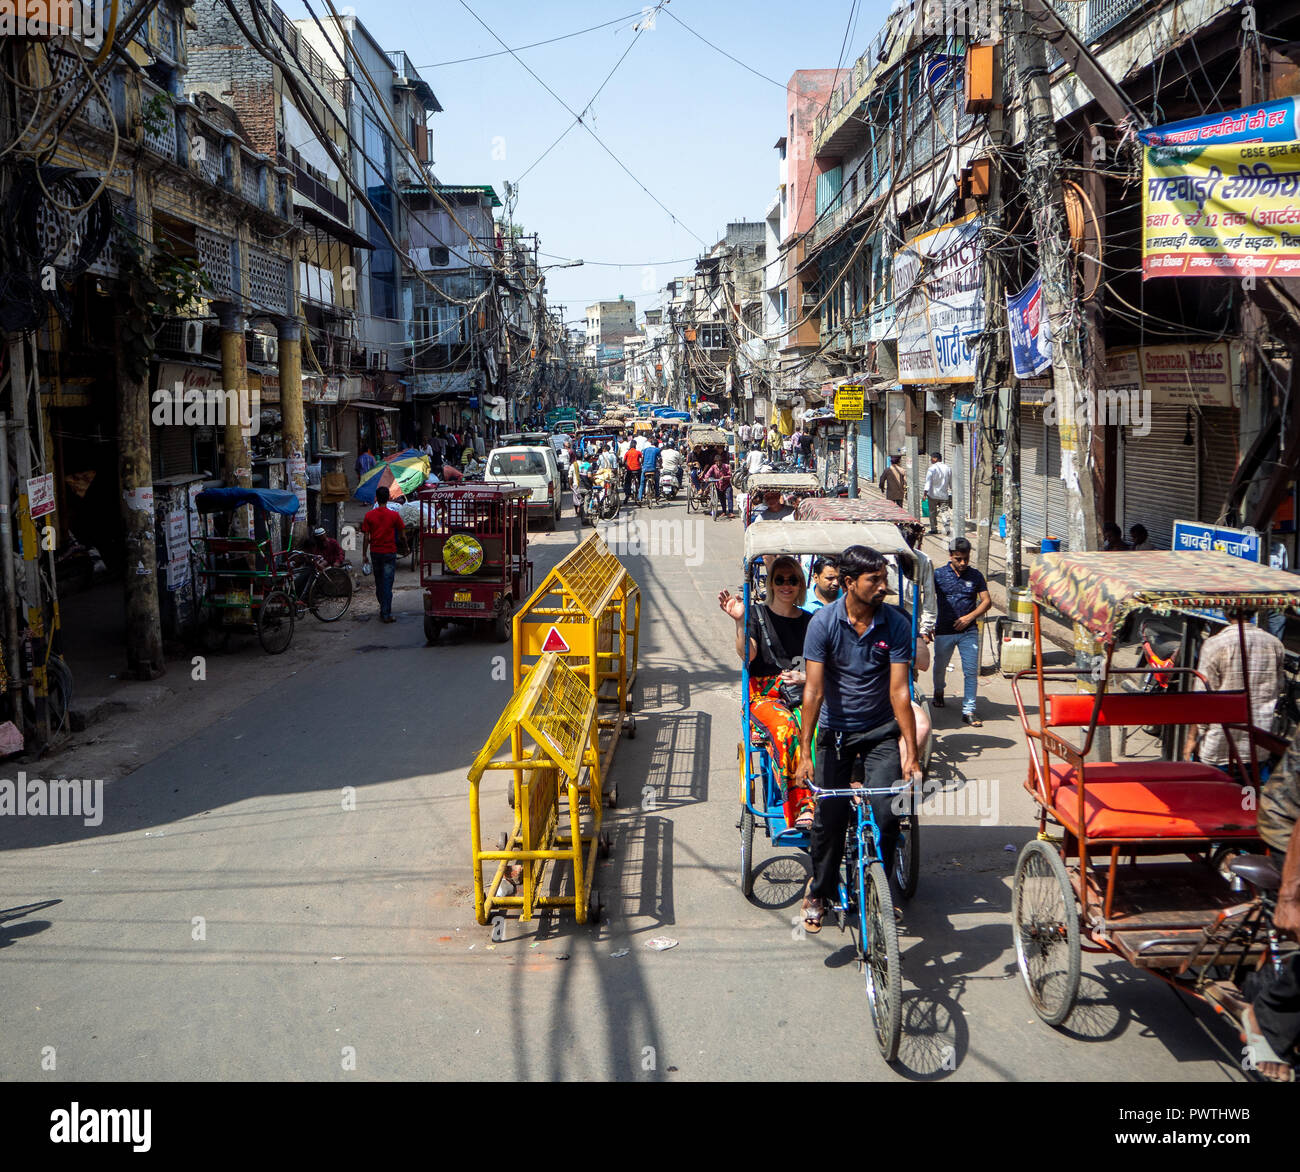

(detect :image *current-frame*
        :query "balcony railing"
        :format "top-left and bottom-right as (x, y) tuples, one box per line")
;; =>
(281, 153), (350, 225)
(264, 1), (350, 106)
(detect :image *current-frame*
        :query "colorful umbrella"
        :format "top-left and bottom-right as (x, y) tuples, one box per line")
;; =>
(353, 448), (431, 504)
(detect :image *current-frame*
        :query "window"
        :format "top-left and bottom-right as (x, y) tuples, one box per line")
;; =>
(415, 304), (465, 346)
(696, 323), (727, 350)
(778, 289), (788, 327)
(429, 246), (449, 266)
(489, 450), (548, 476)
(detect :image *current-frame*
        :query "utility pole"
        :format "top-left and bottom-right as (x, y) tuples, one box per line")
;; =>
(974, 49), (1007, 579)
(1008, 4), (1099, 557)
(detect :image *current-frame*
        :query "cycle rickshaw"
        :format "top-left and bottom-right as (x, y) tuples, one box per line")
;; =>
(1010, 550), (1300, 1056)
(742, 472), (822, 526)
(685, 427), (734, 516)
(737, 520), (935, 1060)
(191, 486), (302, 654)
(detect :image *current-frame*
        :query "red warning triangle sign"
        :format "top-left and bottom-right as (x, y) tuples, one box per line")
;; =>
(540, 625), (570, 654)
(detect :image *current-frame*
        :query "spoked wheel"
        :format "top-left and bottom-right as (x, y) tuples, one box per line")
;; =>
(740, 803), (755, 897)
(894, 815), (920, 900)
(710, 488), (720, 522)
(1012, 839), (1081, 1026)
(862, 860), (902, 1062)
(309, 567), (353, 621)
(257, 590), (295, 654)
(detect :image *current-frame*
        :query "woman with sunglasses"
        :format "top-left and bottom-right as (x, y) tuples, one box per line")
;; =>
(719, 557), (816, 829)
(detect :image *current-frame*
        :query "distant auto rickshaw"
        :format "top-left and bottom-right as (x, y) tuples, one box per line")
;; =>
(419, 482), (533, 645)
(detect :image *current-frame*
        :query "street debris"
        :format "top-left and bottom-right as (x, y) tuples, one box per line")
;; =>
(646, 937), (678, 952)
(610, 948), (630, 958)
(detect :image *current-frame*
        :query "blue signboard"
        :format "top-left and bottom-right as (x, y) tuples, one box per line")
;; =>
(1171, 519), (1262, 563)
(1006, 271), (1052, 379)
(952, 392), (977, 422)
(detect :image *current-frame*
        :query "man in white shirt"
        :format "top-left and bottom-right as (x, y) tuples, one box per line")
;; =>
(738, 422), (751, 448)
(635, 433), (651, 452)
(745, 446), (766, 477)
(617, 438), (631, 460)
(924, 451), (953, 536)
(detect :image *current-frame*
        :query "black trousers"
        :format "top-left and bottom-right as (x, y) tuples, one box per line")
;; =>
(809, 722), (902, 901)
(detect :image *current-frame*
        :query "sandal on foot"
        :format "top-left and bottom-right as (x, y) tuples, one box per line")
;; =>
(801, 896), (823, 934)
(962, 713), (982, 727)
(794, 800), (815, 830)
(1243, 1005), (1296, 1082)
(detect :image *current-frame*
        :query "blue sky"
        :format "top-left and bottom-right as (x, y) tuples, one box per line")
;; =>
(281, 0), (896, 327)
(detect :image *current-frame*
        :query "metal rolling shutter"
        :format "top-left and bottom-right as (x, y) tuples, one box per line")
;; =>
(1122, 405), (1199, 550)
(1197, 405), (1239, 524)
(1019, 405), (1048, 545)
(149, 422), (194, 478)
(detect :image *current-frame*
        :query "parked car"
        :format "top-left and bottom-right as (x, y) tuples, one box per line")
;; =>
(485, 443), (564, 529)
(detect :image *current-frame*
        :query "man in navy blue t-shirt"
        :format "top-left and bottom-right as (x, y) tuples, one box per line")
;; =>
(932, 537), (992, 725)
(794, 545), (920, 933)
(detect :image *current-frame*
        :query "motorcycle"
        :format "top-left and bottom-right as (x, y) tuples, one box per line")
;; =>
(659, 466), (682, 500)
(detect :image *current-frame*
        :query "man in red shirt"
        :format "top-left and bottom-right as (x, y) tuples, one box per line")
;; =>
(622, 443), (643, 503)
(361, 485), (406, 623)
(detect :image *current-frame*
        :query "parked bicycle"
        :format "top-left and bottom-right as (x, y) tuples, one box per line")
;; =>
(283, 549), (354, 622)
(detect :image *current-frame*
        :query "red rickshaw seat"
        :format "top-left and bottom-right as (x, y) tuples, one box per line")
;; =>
(1053, 776), (1258, 841)
(1046, 759), (1231, 797)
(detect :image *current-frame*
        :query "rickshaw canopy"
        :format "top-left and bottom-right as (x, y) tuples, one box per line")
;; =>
(746, 473), (821, 496)
(1030, 550), (1300, 643)
(743, 520), (919, 563)
(796, 495), (923, 527)
(687, 426), (730, 446)
(195, 486), (300, 516)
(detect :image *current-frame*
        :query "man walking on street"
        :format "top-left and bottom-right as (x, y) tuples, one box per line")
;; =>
(879, 451), (907, 506)
(361, 485), (406, 624)
(924, 451), (952, 536)
(933, 537), (992, 724)
(795, 545), (921, 932)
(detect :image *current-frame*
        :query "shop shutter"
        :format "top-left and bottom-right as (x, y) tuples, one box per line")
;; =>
(1019, 405), (1048, 545)
(1197, 406), (1239, 525)
(857, 416), (874, 483)
(1122, 405), (1200, 550)
(150, 422), (194, 478)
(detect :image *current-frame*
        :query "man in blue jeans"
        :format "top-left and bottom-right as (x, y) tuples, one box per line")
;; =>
(361, 485), (405, 624)
(932, 537), (992, 725)
(640, 439), (660, 502)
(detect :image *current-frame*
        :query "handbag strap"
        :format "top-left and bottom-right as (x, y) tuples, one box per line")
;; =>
(753, 604), (795, 672)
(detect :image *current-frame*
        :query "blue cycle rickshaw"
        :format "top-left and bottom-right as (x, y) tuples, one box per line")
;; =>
(737, 520), (936, 1061)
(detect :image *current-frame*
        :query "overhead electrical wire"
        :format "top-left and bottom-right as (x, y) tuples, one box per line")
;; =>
(415, 9), (646, 69)
(455, 0), (707, 247)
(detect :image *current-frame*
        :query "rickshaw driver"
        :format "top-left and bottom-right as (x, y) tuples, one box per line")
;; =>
(795, 545), (921, 932)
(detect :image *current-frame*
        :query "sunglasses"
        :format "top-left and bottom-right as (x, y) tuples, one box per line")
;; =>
(772, 575), (800, 586)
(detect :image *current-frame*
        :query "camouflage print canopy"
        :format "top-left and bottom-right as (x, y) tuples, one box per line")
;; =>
(1030, 550), (1300, 642)
(795, 496), (926, 546)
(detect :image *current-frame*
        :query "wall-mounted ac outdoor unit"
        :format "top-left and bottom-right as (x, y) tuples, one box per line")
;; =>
(261, 335), (279, 365)
(801, 293), (816, 308)
(182, 320), (204, 355)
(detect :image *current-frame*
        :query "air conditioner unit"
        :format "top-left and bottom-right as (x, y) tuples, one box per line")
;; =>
(182, 319), (204, 355)
(261, 335), (279, 365)
(801, 293), (816, 308)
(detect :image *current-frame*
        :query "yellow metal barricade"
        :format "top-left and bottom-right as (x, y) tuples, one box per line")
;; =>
(469, 653), (605, 925)
(513, 532), (641, 783)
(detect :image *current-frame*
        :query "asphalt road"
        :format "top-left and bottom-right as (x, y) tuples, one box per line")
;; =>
(0, 495), (1251, 1081)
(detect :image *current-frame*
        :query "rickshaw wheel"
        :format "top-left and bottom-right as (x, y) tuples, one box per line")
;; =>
(863, 861), (903, 1062)
(309, 567), (353, 622)
(740, 803), (755, 897)
(894, 816), (920, 900)
(1013, 840), (1081, 1027)
(424, 616), (443, 646)
(257, 590), (295, 654)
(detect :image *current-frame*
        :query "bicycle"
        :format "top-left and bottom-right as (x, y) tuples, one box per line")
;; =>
(811, 774), (906, 1061)
(704, 479), (723, 521)
(285, 550), (354, 622)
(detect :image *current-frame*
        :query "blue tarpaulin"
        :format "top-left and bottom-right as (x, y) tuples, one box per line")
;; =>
(195, 486), (301, 516)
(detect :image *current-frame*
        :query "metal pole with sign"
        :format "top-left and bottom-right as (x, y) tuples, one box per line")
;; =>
(835, 385), (865, 498)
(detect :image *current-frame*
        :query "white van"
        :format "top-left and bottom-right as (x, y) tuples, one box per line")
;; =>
(485, 444), (563, 529)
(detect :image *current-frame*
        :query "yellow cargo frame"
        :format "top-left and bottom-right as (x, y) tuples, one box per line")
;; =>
(468, 653), (605, 925)
(512, 532), (641, 785)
